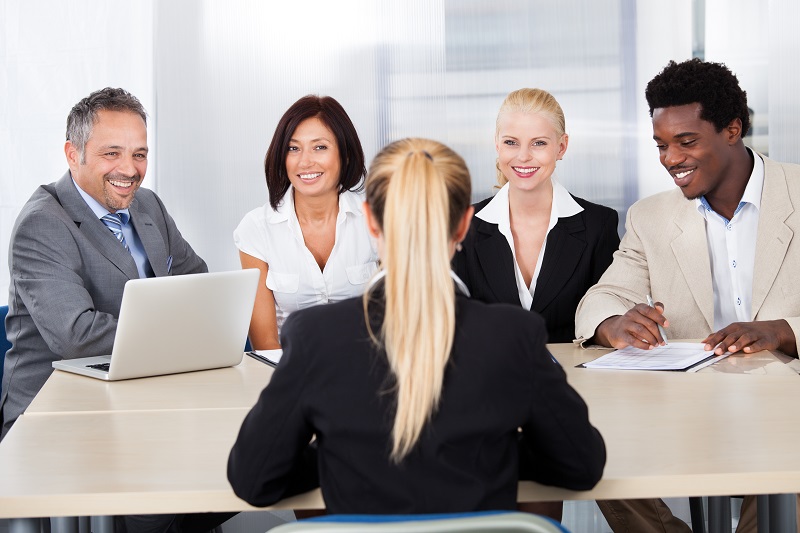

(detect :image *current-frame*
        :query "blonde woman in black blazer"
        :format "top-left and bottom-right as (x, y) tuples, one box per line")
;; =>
(228, 138), (605, 515)
(454, 89), (619, 344)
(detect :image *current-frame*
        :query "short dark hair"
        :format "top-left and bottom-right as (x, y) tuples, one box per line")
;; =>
(66, 88), (148, 163)
(645, 58), (750, 137)
(264, 95), (366, 209)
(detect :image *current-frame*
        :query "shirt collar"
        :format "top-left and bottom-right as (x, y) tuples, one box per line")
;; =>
(266, 186), (362, 224)
(367, 269), (471, 297)
(475, 179), (583, 225)
(695, 148), (765, 218)
(71, 175), (130, 224)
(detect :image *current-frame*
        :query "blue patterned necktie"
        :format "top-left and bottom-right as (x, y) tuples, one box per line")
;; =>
(101, 213), (129, 251)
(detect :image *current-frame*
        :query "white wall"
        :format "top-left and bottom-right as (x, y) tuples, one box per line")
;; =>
(768, 0), (800, 163)
(0, 0), (155, 302)
(634, 1), (694, 200)
(5, 0), (800, 303)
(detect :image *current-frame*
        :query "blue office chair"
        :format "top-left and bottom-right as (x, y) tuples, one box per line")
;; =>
(1, 305), (11, 396)
(269, 511), (570, 533)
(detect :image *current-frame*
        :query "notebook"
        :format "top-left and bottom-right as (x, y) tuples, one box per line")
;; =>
(52, 269), (259, 381)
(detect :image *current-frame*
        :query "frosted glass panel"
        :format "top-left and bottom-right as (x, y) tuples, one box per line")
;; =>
(154, 0), (637, 274)
(0, 0), (154, 302)
(768, 0), (800, 163)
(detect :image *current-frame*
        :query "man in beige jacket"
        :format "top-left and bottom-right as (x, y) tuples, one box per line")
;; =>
(576, 58), (800, 532)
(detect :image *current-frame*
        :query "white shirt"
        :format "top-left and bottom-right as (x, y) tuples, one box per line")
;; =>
(234, 187), (379, 333)
(475, 180), (583, 310)
(696, 149), (764, 331)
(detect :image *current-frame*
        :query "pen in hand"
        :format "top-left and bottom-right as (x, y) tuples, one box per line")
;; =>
(646, 295), (668, 345)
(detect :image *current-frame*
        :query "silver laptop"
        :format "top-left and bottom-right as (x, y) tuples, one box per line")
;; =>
(52, 269), (259, 381)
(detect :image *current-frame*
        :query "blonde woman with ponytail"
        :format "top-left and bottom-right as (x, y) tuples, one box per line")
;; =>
(228, 138), (606, 514)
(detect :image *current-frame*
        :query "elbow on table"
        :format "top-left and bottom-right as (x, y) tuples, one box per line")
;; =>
(227, 474), (283, 508)
(570, 439), (607, 491)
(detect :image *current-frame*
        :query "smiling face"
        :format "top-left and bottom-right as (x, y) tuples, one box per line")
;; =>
(495, 111), (568, 193)
(65, 109), (148, 212)
(285, 116), (341, 200)
(652, 103), (740, 200)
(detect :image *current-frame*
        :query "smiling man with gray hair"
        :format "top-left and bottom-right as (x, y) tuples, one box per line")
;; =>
(1, 87), (207, 440)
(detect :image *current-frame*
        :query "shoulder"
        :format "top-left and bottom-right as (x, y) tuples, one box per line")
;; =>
(281, 296), (367, 354)
(466, 195), (499, 236)
(456, 295), (546, 341)
(129, 186), (163, 211)
(237, 204), (273, 226)
(13, 184), (74, 233)
(128, 187), (176, 224)
(453, 296), (553, 377)
(570, 194), (618, 223)
(234, 204), (279, 239)
(763, 156), (800, 184)
(472, 195), (494, 213)
(627, 188), (686, 218)
(340, 189), (366, 214)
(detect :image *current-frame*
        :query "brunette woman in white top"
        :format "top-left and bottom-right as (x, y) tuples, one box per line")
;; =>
(235, 95), (378, 350)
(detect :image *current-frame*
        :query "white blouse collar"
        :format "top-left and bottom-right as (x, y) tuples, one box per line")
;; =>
(266, 185), (363, 224)
(475, 179), (583, 224)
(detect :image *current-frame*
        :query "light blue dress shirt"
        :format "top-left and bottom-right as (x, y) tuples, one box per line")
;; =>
(72, 177), (155, 278)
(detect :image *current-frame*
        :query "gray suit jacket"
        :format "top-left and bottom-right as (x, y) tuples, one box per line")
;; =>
(575, 154), (800, 346)
(1, 172), (207, 437)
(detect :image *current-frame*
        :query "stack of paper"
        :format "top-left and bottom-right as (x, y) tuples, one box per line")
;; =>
(582, 342), (730, 372)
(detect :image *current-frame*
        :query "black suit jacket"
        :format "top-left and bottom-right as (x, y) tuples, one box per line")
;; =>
(228, 290), (606, 513)
(454, 194), (619, 343)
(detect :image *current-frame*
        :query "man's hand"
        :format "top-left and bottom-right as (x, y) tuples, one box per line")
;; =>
(593, 302), (669, 350)
(702, 319), (797, 356)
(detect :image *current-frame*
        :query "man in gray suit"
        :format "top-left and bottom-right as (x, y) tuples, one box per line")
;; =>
(1, 87), (207, 439)
(576, 59), (800, 532)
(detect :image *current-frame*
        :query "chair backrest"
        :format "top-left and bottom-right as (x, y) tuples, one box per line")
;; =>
(1, 305), (10, 394)
(269, 511), (570, 533)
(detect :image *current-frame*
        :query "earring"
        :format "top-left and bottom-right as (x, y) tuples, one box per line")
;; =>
(456, 242), (463, 252)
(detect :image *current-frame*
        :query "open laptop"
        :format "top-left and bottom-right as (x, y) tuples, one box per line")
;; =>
(52, 269), (259, 381)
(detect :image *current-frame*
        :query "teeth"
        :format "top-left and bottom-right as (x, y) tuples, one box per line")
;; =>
(513, 167), (539, 175)
(675, 169), (694, 179)
(299, 173), (322, 180)
(109, 180), (133, 188)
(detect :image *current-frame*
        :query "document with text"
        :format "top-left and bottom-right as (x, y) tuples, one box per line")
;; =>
(581, 342), (730, 371)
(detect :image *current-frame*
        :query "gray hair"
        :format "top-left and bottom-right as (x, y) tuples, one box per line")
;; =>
(66, 88), (148, 163)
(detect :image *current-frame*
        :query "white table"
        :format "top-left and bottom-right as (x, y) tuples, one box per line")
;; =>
(1, 345), (798, 532)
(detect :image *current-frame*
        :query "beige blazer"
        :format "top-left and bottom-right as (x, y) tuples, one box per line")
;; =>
(575, 154), (800, 345)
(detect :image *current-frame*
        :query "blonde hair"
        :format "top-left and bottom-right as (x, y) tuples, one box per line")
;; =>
(364, 138), (471, 463)
(495, 88), (566, 187)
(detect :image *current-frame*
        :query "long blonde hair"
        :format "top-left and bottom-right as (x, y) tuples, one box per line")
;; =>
(495, 88), (566, 187)
(364, 138), (471, 463)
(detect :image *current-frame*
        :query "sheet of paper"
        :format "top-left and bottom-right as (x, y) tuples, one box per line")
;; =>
(582, 342), (729, 371)
(246, 349), (283, 366)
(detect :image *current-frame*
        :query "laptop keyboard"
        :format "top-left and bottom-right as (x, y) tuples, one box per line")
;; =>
(87, 363), (111, 372)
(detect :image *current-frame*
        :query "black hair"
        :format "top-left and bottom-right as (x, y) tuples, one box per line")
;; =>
(645, 58), (750, 137)
(264, 95), (365, 210)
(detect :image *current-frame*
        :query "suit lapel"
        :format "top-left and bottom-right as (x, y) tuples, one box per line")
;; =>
(474, 220), (521, 305)
(752, 157), (794, 317)
(532, 214), (586, 312)
(55, 173), (139, 280)
(130, 207), (168, 276)
(670, 198), (714, 331)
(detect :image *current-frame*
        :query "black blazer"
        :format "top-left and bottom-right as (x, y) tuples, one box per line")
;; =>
(228, 290), (606, 513)
(453, 194), (619, 343)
